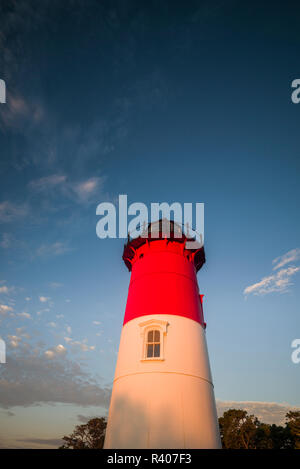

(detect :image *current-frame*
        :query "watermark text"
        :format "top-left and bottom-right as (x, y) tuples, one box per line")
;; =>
(0, 79), (6, 104)
(96, 196), (204, 249)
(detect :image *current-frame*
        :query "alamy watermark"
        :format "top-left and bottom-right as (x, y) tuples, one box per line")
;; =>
(0, 79), (6, 104)
(291, 339), (300, 364)
(0, 339), (6, 364)
(96, 195), (204, 249)
(291, 79), (300, 104)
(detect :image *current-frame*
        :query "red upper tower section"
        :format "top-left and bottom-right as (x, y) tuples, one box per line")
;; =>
(122, 219), (206, 327)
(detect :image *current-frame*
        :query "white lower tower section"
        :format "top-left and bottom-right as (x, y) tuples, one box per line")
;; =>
(104, 314), (221, 449)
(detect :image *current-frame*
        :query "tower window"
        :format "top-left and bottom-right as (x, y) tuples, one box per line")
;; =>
(139, 319), (168, 361)
(146, 329), (160, 358)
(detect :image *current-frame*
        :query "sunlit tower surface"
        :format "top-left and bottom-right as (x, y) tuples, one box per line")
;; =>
(104, 219), (221, 449)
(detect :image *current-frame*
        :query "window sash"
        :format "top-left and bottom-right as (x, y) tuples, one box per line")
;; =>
(146, 329), (161, 358)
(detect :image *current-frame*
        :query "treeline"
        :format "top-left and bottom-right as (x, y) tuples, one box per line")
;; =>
(219, 409), (300, 449)
(59, 409), (300, 449)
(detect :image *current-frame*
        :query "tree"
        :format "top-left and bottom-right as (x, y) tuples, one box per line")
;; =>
(254, 423), (273, 449)
(286, 411), (300, 449)
(269, 423), (293, 449)
(59, 410), (299, 449)
(219, 409), (260, 449)
(218, 409), (298, 449)
(59, 417), (107, 449)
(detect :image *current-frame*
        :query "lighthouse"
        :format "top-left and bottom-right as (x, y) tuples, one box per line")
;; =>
(104, 219), (221, 449)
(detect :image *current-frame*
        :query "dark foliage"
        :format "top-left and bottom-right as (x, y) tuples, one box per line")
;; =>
(59, 410), (300, 449)
(59, 417), (107, 449)
(219, 409), (300, 449)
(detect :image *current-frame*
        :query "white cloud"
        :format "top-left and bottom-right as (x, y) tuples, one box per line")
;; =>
(0, 284), (14, 295)
(71, 342), (90, 352)
(244, 248), (300, 297)
(216, 400), (300, 425)
(45, 344), (66, 359)
(66, 325), (72, 335)
(47, 322), (57, 328)
(93, 321), (101, 325)
(64, 337), (73, 343)
(0, 343), (110, 408)
(64, 337), (96, 353)
(73, 177), (101, 202)
(272, 248), (300, 270)
(36, 308), (50, 316)
(244, 266), (300, 296)
(7, 335), (21, 348)
(0, 304), (13, 315)
(25, 297), (31, 301)
(17, 312), (31, 319)
(39, 296), (50, 303)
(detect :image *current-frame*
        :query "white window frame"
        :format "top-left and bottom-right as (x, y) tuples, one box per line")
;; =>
(139, 319), (168, 361)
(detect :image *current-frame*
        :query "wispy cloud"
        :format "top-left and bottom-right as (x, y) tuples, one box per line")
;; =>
(28, 174), (66, 192)
(36, 242), (72, 258)
(272, 248), (300, 270)
(244, 266), (300, 296)
(0, 201), (28, 223)
(244, 248), (300, 296)
(0, 93), (44, 131)
(0, 233), (13, 249)
(72, 177), (103, 202)
(28, 174), (104, 204)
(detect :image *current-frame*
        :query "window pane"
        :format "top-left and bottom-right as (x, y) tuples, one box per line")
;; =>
(154, 344), (160, 357)
(154, 330), (160, 342)
(147, 344), (153, 357)
(148, 330), (153, 342)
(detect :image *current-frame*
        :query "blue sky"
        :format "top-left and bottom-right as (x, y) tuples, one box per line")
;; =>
(0, 0), (300, 448)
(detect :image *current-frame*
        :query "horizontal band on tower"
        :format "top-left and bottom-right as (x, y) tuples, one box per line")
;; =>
(128, 268), (200, 287)
(113, 370), (214, 387)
